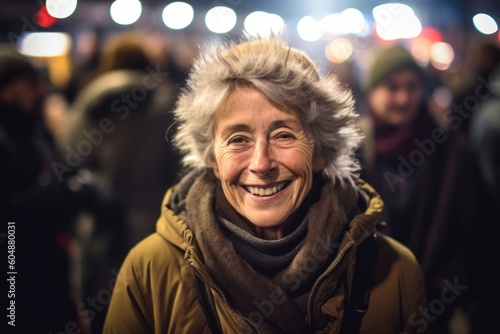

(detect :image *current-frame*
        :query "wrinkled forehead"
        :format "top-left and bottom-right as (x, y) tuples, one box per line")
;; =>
(215, 85), (312, 135)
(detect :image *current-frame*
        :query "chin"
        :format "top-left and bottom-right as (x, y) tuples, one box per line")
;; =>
(245, 213), (288, 229)
(388, 115), (413, 127)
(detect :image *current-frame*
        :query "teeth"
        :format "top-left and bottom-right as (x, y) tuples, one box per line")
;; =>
(246, 183), (286, 196)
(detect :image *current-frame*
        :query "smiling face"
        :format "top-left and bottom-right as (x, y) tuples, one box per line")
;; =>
(212, 86), (324, 234)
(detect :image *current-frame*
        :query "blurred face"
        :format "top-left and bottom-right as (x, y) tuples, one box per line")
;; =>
(0, 76), (45, 115)
(369, 70), (423, 126)
(212, 86), (324, 236)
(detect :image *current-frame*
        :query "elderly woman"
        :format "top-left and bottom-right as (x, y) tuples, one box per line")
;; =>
(103, 37), (427, 334)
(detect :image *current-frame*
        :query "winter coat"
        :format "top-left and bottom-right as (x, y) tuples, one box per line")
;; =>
(103, 179), (429, 334)
(358, 114), (488, 291)
(358, 113), (493, 333)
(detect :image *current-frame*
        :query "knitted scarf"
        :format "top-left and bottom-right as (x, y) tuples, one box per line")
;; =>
(181, 170), (359, 333)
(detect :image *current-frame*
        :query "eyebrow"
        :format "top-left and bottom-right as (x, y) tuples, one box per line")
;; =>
(218, 118), (302, 139)
(219, 124), (251, 139)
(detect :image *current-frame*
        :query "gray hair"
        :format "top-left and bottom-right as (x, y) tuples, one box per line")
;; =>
(172, 36), (363, 186)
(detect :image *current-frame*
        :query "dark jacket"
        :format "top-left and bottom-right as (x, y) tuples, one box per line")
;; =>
(63, 69), (181, 333)
(0, 102), (76, 331)
(358, 113), (491, 332)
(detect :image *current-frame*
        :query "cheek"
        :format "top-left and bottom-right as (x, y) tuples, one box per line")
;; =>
(213, 149), (243, 182)
(369, 90), (389, 114)
(280, 145), (316, 175)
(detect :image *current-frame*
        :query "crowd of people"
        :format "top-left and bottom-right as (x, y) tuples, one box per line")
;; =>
(1, 30), (498, 333)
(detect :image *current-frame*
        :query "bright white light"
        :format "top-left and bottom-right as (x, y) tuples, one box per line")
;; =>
(473, 13), (498, 35)
(244, 11), (285, 37)
(322, 9), (369, 36)
(373, 3), (422, 40)
(110, 0), (142, 25)
(205, 6), (237, 33)
(297, 16), (323, 42)
(268, 14), (285, 35)
(18, 32), (71, 57)
(321, 13), (344, 35)
(162, 2), (194, 30)
(341, 8), (366, 35)
(46, 0), (78, 19)
(430, 42), (454, 70)
(244, 11), (267, 36)
(325, 38), (354, 63)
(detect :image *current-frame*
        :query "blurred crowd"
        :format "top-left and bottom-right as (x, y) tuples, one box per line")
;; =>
(1, 29), (499, 333)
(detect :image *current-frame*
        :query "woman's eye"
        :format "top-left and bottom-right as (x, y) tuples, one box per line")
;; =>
(229, 137), (246, 144)
(277, 133), (294, 140)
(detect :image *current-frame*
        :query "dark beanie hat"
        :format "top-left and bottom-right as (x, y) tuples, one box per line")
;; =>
(365, 44), (424, 92)
(0, 52), (38, 88)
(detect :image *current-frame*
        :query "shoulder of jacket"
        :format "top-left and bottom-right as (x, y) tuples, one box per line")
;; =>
(376, 233), (420, 270)
(123, 233), (187, 279)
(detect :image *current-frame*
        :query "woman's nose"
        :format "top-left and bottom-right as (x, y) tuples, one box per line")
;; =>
(249, 142), (277, 176)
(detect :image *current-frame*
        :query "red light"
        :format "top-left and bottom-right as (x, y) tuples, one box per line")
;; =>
(420, 27), (442, 43)
(37, 6), (57, 28)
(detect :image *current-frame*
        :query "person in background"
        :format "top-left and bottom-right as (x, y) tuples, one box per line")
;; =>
(64, 29), (104, 104)
(0, 51), (78, 331)
(470, 63), (500, 203)
(104, 36), (428, 334)
(63, 31), (181, 333)
(358, 44), (492, 333)
(468, 62), (500, 334)
(452, 43), (500, 137)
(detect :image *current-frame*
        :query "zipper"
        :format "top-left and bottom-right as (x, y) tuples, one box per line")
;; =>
(306, 240), (355, 324)
(186, 250), (254, 329)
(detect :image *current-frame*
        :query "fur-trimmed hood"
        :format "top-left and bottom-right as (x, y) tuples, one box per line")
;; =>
(172, 36), (363, 186)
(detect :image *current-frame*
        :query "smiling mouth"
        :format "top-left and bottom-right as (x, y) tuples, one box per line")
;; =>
(244, 181), (290, 197)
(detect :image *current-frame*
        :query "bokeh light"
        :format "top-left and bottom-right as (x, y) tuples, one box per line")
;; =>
(433, 86), (453, 109)
(373, 3), (422, 40)
(244, 11), (285, 37)
(321, 9), (368, 36)
(297, 16), (323, 42)
(162, 2), (194, 30)
(473, 13), (498, 35)
(411, 39), (431, 66)
(341, 8), (367, 35)
(430, 42), (454, 70)
(46, 0), (78, 19)
(205, 6), (237, 34)
(37, 6), (58, 28)
(321, 13), (344, 35)
(110, 0), (142, 25)
(18, 32), (71, 57)
(420, 27), (442, 43)
(325, 38), (354, 63)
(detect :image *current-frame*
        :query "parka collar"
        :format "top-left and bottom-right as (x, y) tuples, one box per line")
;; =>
(156, 173), (383, 259)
